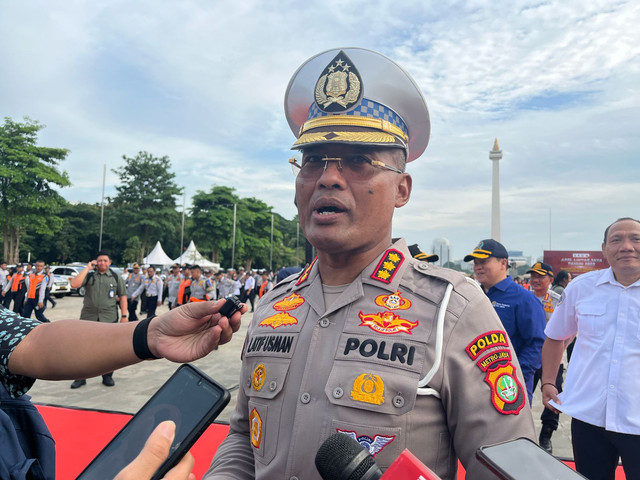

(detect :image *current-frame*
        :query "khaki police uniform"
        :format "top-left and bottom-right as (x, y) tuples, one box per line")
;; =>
(207, 240), (535, 480)
(80, 270), (126, 322)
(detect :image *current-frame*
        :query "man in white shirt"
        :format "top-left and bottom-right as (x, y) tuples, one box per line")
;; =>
(542, 217), (640, 479)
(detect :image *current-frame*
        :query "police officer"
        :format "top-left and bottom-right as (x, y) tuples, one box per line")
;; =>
(528, 261), (563, 453)
(126, 263), (144, 322)
(206, 48), (535, 480)
(131, 266), (164, 319)
(189, 265), (215, 302)
(166, 263), (183, 309)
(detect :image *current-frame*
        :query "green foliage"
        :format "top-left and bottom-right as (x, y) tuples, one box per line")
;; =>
(111, 151), (181, 259)
(123, 235), (142, 263)
(189, 186), (239, 264)
(0, 117), (71, 263)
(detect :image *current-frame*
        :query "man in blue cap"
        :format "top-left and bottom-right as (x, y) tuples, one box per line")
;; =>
(465, 239), (546, 404)
(207, 49), (535, 480)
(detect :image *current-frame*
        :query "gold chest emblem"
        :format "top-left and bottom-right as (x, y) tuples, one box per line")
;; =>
(350, 373), (385, 405)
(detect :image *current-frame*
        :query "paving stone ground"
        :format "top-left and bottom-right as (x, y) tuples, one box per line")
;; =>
(28, 295), (574, 459)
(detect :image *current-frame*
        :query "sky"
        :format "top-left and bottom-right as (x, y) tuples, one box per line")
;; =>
(2, 0), (639, 263)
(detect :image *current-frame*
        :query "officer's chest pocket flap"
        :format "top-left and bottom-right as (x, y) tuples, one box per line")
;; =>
(324, 362), (418, 416)
(243, 359), (290, 400)
(576, 302), (606, 336)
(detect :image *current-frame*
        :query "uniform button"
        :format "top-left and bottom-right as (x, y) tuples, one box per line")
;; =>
(246, 379), (251, 387)
(610, 385), (615, 389)
(613, 360), (618, 364)
(291, 477), (299, 480)
(269, 381), (277, 391)
(319, 318), (330, 328)
(418, 262), (428, 270)
(392, 394), (405, 408)
(333, 387), (344, 399)
(301, 392), (311, 404)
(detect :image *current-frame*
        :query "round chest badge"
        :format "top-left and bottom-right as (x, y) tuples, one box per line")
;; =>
(252, 364), (266, 391)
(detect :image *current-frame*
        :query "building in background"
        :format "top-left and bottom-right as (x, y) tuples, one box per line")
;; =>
(432, 237), (451, 267)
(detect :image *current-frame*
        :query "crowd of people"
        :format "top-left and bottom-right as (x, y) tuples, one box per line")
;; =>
(2, 44), (638, 480)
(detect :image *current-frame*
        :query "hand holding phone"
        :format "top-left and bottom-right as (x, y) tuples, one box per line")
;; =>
(113, 421), (195, 480)
(78, 364), (230, 480)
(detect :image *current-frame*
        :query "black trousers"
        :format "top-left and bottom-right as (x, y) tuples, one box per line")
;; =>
(145, 295), (158, 319)
(128, 298), (139, 322)
(21, 298), (50, 322)
(533, 364), (564, 430)
(572, 418), (640, 480)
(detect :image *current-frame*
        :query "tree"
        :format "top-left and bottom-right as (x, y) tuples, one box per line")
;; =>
(111, 151), (181, 260)
(0, 117), (71, 263)
(190, 186), (239, 265)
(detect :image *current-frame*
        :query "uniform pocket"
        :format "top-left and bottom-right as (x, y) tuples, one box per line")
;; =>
(575, 301), (606, 337)
(243, 359), (291, 464)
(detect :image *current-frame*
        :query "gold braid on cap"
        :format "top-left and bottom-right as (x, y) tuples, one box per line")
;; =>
(299, 115), (409, 143)
(293, 131), (400, 147)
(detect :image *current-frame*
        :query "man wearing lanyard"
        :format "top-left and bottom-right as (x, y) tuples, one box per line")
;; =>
(542, 217), (640, 479)
(69, 251), (128, 388)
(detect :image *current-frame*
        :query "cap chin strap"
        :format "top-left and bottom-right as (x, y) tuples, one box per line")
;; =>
(417, 282), (453, 398)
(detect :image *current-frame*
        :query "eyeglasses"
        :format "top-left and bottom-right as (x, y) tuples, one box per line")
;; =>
(289, 154), (403, 181)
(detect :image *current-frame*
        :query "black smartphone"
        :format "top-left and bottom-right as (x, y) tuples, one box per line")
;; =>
(476, 437), (587, 480)
(77, 364), (230, 480)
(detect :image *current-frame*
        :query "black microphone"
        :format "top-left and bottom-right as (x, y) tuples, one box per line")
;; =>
(315, 433), (383, 480)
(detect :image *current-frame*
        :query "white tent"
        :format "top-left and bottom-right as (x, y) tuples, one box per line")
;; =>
(173, 240), (219, 270)
(143, 241), (174, 266)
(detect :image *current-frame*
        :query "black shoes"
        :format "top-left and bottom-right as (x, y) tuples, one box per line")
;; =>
(70, 379), (86, 389)
(102, 376), (115, 387)
(539, 426), (553, 454)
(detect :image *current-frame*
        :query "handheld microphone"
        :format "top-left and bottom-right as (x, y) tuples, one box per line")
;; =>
(315, 433), (383, 480)
(315, 433), (442, 480)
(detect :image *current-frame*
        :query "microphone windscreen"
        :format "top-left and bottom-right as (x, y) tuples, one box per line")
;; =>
(315, 433), (380, 480)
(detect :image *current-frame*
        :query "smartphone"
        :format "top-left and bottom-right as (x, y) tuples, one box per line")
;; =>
(77, 364), (230, 480)
(476, 437), (587, 480)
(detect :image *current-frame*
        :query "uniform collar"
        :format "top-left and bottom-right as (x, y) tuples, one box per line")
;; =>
(292, 239), (411, 317)
(597, 266), (640, 288)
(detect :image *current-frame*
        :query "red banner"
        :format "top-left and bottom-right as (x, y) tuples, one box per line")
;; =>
(543, 251), (609, 278)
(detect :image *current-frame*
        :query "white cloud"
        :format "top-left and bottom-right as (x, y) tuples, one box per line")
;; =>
(1, 0), (639, 262)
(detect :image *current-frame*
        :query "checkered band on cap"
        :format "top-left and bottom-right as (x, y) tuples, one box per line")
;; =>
(307, 98), (409, 138)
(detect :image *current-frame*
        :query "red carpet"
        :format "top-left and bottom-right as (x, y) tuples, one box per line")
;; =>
(36, 404), (626, 479)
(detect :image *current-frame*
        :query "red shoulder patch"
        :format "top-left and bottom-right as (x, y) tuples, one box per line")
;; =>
(371, 249), (404, 284)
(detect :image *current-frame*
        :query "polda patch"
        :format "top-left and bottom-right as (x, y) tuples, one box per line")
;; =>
(484, 362), (525, 415)
(476, 349), (512, 372)
(465, 331), (509, 360)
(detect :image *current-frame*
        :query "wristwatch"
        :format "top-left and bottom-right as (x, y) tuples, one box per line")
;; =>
(122, 314), (129, 318)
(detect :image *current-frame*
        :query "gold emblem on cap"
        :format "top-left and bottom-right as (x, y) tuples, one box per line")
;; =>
(314, 51), (362, 112)
(351, 373), (385, 405)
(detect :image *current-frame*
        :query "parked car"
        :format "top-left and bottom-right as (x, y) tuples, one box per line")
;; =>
(50, 265), (87, 296)
(49, 274), (71, 298)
